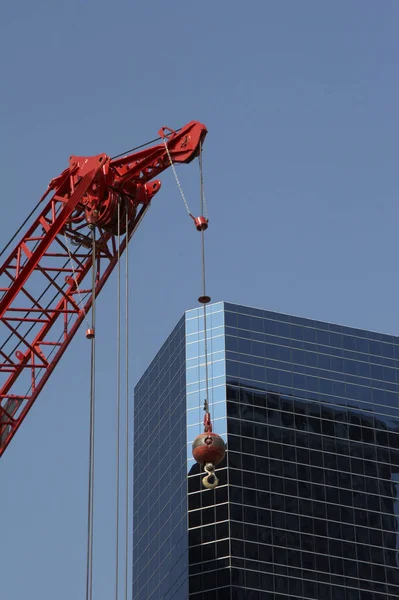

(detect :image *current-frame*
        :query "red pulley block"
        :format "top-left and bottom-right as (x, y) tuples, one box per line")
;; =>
(191, 215), (208, 232)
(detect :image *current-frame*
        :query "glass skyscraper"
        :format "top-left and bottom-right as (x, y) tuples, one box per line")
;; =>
(133, 302), (399, 599)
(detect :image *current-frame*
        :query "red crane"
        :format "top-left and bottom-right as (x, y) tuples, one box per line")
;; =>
(0, 121), (207, 457)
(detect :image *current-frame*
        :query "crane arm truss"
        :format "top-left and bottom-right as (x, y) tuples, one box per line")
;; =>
(0, 121), (207, 456)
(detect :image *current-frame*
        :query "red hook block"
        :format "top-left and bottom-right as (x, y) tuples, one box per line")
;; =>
(191, 215), (208, 232)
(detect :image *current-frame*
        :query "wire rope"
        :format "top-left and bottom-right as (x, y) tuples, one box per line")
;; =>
(162, 140), (192, 217)
(163, 137), (211, 420)
(111, 136), (163, 160)
(124, 209), (130, 600)
(198, 143), (211, 419)
(115, 200), (121, 600)
(111, 127), (181, 160)
(86, 229), (97, 600)
(64, 233), (91, 330)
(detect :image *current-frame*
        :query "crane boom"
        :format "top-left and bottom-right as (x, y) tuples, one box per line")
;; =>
(0, 121), (207, 456)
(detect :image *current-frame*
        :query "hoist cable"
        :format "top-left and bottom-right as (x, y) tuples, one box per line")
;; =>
(164, 138), (211, 415)
(162, 140), (192, 217)
(201, 232), (210, 413)
(111, 128), (181, 160)
(111, 136), (163, 160)
(124, 209), (130, 600)
(115, 201), (121, 600)
(86, 229), (97, 600)
(64, 233), (91, 330)
(199, 144), (210, 416)
(198, 144), (209, 221)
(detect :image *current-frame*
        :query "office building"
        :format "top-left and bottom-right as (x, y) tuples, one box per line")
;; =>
(133, 302), (399, 599)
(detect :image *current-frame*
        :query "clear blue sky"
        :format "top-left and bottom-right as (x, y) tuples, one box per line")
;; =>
(1, 2), (398, 599)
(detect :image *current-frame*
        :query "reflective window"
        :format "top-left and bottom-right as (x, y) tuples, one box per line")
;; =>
(133, 317), (188, 600)
(224, 304), (399, 597)
(134, 303), (399, 598)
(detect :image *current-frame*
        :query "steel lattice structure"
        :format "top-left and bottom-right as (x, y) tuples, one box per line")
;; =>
(0, 121), (207, 456)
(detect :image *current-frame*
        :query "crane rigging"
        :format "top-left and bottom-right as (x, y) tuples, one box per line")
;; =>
(163, 138), (226, 488)
(0, 121), (208, 457)
(0, 118), (227, 600)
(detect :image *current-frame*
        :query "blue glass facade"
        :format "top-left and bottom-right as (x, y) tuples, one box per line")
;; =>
(133, 316), (188, 599)
(134, 302), (399, 599)
(133, 303), (228, 599)
(186, 303), (230, 597)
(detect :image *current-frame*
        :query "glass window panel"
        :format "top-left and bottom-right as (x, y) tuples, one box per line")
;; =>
(186, 317), (201, 335)
(136, 307), (399, 598)
(212, 385), (226, 402)
(237, 314), (251, 330)
(209, 311), (224, 329)
(211, 359), (225, 378)
(226, 359), (239, 377)
(187, 408), (202, 426)
(209, 335), (225, 353)
(224, 311), (237, 328)
(186, 366), (200, 384)
(211, 401), (227, 419)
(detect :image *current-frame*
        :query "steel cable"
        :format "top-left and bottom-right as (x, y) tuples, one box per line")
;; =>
(163, 140), (192, 217)
(86, 229), (97, 600)
(111, 127), (181, 160)
(199, 143), (210, 417)
(115, 200), (121, 600)
(124, 210), (130, 600)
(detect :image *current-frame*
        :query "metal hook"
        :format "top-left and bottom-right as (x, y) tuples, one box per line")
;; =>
(202, 462), (219, 490)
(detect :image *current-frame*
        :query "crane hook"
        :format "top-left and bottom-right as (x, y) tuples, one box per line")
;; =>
(202, 462), (219, 490)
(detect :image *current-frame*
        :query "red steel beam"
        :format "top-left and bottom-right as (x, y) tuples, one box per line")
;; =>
(0, 121), (207, 456)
